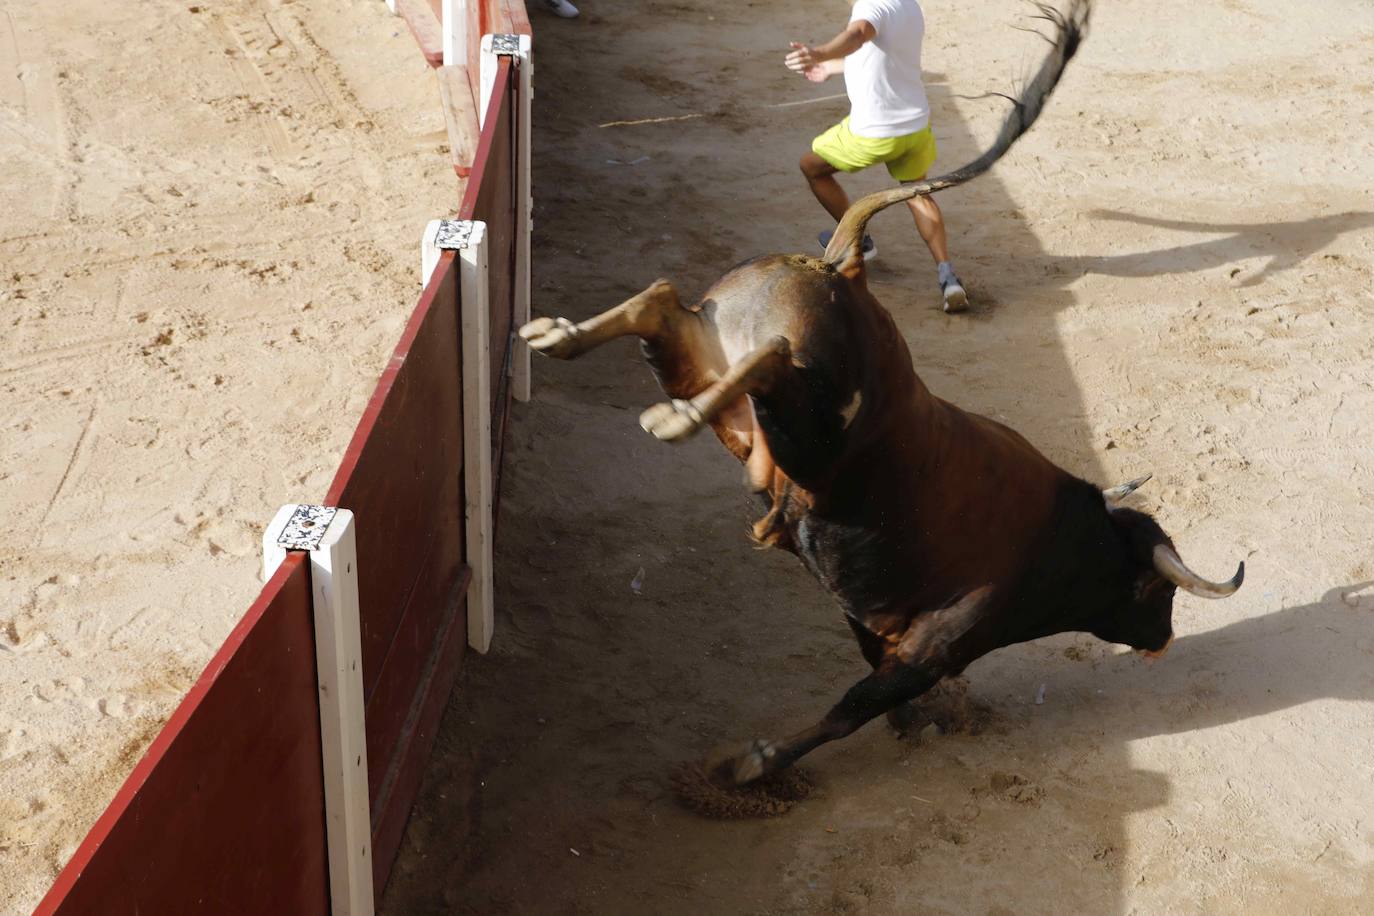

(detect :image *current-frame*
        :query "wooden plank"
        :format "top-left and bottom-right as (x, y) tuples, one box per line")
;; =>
(37, 555), (328, 916)
(436, 64), (479, 178)
(441, 0), (465, 68)
(459, 59), (509, 222)
(395, 0), (443, 67)
(361, 518), (464, 804)
(457, 223), (495, 653)
(458, 57), (516, 608)
(326, 259), (463, 697)
(325, 249), (470, 890)
(308, 512), (374, 916)
(500, 0), (532, 36)
(439, 0), (481, 82)
(513, 44), (532, 403)
(484, 87), (514, 421)
(367, 573), (471, 887)
(263, 507), (374, 916)
(461, 60), (515, 425)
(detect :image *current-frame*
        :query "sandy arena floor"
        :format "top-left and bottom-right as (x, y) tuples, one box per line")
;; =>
(0, 0), (454, 909)
(382, 0), (1374, 913)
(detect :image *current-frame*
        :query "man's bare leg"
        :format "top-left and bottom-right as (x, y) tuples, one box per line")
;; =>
(905, 193), (950, 264)
(903, 179), (967, 313)
(802, 152), (877, 260)
(800, 152), (849, 222)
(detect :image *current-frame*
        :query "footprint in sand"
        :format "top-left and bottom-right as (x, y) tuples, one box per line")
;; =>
(0, 723), (34, 761)
(98, 694), (140, 719)
(32, 676), (87, 705)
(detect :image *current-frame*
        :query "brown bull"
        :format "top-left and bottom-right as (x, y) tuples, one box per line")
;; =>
(519, 0), (1243, 786)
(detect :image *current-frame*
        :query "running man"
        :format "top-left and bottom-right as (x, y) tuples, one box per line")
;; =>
(786, 0), (967, 312)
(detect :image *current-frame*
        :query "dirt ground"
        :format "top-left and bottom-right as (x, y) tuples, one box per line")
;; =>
(0, 0), (453, 910)
(384, 0), (1374, 913)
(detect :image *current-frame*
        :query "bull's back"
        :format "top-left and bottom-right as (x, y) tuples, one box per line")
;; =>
(703, 255), (847, 367)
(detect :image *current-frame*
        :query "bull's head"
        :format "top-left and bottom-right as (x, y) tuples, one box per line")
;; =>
(1097, 477), (1245, 657)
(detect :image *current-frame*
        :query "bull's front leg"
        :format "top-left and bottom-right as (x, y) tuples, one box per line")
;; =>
(710, 589), (993, 785)
(519, 279), (715, 368)
(708, 659), (942, 786)
(638, 336), (791, 443)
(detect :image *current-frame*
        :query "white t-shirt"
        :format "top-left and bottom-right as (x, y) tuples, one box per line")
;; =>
(845, 0), (930, 138)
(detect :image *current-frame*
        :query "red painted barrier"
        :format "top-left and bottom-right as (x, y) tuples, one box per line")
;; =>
(36, 555), (329, 916)
(36, 4), (524, 911)
(324, 251), (473, 886)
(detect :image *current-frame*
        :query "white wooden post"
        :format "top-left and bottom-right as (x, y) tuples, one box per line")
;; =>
(384, 0), (396, 14)
(459, 223), (495, 653)
(480, 34), (534, 401)
(441, 0), (467, 68)
(263, 506), (374, 916)
(514, 39), (533, 402)
(421, 218), (444, 286)
(422, 220), (496, 653)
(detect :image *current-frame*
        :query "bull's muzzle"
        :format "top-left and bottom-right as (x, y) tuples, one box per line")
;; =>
(1139, 634), (1174, 663)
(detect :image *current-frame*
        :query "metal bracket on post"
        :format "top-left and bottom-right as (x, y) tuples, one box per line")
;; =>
(479, 33), (530, 128)
(479, 32), (534, 402)
(422, 218), (478, 285)
(422, 219), (496, 653)
(263, 505), (373, 916)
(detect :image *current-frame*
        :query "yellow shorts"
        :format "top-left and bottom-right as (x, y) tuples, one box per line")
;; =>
(811, 117), (937, 182)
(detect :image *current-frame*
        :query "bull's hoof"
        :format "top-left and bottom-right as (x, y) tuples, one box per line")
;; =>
(886, 701), (924, 737)
(705, 739), (777, 787)
(639, 399), (704, 442)
(518, 316), (581, 359)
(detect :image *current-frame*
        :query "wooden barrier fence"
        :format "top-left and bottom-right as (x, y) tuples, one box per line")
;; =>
(35, 3), (530, 913)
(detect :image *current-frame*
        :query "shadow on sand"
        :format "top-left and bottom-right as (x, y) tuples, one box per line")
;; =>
(1055, 584), (1374, 740)
(1054, 209), (1374, 287)
(379, 4), (1373, 914)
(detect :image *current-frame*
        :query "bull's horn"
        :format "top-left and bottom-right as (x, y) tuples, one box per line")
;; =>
(1103, 473), (1152, 501)
(1152, 545), (1245, 599)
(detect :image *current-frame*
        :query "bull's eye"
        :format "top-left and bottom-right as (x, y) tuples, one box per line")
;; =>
(1133, 574), (1166, 601)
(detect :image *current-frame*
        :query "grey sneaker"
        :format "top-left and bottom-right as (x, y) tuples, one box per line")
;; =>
(817, 230), (877, 262)
(940, 274), (968, 313)
(544, 0), (579, 17)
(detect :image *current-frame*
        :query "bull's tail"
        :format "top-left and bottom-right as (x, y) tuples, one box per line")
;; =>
(823, 1), (1091, 273)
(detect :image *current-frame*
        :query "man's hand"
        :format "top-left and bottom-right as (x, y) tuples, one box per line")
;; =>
(785, 42), (822, 78)
(784, 21), (874, 80)
(786, 44), (843, 82)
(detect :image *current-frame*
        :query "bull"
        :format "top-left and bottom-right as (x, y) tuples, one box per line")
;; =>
(518, 0), (1243, 786)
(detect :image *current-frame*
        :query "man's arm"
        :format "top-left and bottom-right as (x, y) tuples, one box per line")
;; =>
(785, 19), (876, 78)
